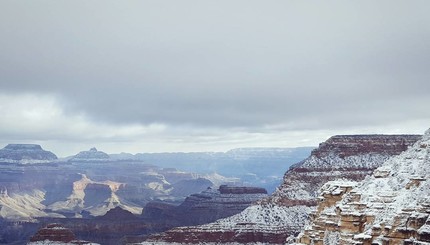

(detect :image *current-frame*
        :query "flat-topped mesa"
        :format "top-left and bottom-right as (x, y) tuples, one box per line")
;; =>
(312, 135), (421, 159)
(0, 144), (58, 164)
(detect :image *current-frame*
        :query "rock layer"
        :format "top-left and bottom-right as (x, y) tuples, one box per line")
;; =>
(29, 223), (98, 244)
(298, 129), (430, 245)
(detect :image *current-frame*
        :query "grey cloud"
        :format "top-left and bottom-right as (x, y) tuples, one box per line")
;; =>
(0, 0), (429, 132)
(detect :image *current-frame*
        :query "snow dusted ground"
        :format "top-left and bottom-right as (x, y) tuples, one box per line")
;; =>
(139, 243), (269, 245)
(212, 204), (311, 231)
(28, 241), (99, 245)
(347, 129), (430, 230)
(300, 153), (391, 169)
(301, 128), (430, 244)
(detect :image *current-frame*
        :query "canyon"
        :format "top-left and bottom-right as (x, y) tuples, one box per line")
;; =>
(140, 134), (421, 244)
(0, 145), (305, 244)
(0, 134), (425, 244)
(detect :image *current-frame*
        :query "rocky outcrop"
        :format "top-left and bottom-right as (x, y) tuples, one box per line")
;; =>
(140, 134), (421, 244)
(28, 223), (97, 244)
(0, 144), (57, 164)
(298, 129), (430, 245)
(29, 224), (77, 243)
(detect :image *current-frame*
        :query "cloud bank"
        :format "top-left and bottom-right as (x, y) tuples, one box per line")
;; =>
(0, 1), (429, 155)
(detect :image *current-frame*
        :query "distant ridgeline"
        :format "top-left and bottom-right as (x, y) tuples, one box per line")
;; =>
(112, 147), (315, 192)
(0, 143), (315, 192)
(68, 147), (110, 162)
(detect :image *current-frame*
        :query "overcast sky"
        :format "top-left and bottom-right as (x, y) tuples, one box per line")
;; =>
(0, 1), (429, 156)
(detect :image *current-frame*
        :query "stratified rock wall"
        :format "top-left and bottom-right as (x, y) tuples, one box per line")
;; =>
(28, 223), (99, 244)
(30, 224), (77, 243)
(299, 129), (430, 245)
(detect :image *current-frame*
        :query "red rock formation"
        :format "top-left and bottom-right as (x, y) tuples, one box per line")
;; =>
(29, 223), (96, 244)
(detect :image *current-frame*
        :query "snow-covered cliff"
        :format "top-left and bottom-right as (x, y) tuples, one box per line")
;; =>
(299, 129), (430, 244)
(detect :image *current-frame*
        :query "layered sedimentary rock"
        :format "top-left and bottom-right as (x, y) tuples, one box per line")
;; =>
(140, 134), (421, 244)
(47, 174), (142, 217)
(269, 135), (421, 207)
(0, 144), (57, 164)
(28, 223), (98, 244)
(298, 129), (430, 245)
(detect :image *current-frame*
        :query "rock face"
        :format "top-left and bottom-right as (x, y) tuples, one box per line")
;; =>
(47, 174), (142, 217)
(140, 134), (421, 244)
(270, 135), (422, 207)
(0, 144), (57, 164)
(142, 185), (268, 229)
(29, 224), (77, 243)
(298, 129), (430, 245)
